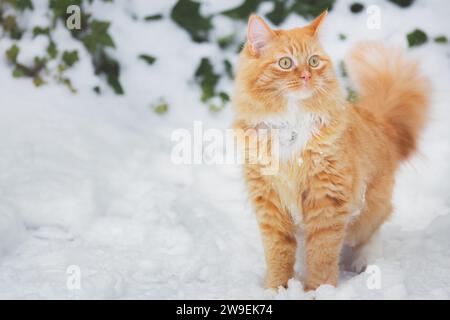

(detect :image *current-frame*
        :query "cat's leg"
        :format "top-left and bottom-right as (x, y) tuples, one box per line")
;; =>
(345, 176), (394, 272)
(245, 168), (296, 289)
(301, 180), (351, 291)
(349, 229), (383, 273)
(258, 211), (297, 289)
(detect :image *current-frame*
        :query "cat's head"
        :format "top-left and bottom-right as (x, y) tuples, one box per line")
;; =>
(235, 11), (341, 118)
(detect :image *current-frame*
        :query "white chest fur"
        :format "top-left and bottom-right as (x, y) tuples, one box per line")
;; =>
(254, 101), (327, 225)
(255, 100), (327, 161)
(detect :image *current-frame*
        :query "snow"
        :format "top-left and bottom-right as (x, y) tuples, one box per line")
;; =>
(0, 0), (449, 299)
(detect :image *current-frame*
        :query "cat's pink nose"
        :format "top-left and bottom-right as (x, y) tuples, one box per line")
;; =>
(300, 71), (311, 82)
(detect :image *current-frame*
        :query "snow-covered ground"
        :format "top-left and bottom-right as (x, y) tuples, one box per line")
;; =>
(0, 0), (449, 299)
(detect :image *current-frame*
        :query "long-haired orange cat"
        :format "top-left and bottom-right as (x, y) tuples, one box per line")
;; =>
(233, 11), (429, 291)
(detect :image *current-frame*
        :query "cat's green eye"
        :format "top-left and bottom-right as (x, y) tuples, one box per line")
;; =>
(308, 55), (320, 68)
(278, 57), (293, 70)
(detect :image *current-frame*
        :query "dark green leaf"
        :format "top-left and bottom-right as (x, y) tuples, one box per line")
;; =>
(219, 92), (230, 103)
(209, 103), (223, 113)
(97, 33), (115, 47)
(388, 0), (415, 8)
(6, 44), (20, 63)
(81, 20), (115, 53)
(222, 0), (263, 20)
(139, 54), (156, 65)
(171, 0), (212, 43)
(153, 102), (169, 114)
(107, 75), (124, 95)
(350, 3), (364, 13)
(144, 14), (163, 21)
(3, 15), (23, 39)
(12, 67), (25, 78)
(6, 0), (33, 11)
(90, 20), (111, 34)
(195, 58), (220, 102)
(407, 29), (428, 47)
(33, 26), (50, 37)
(434, 36), (448, 44)
(217, 34), (235, 50)
(59, 77), (77, 93)
(224, 59), (233, 79)
(62, 50), (79, 67)
(94, 51), (124, 94)
(266, 0), (290, 26)
(209, 93), (229, 112)
(33, 76), (46, 87)
(33, 56), (47, 70)
(291, 0), (335, 19)
(47, 41), (58, 59)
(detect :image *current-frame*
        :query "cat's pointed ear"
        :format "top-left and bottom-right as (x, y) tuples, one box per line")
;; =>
(307, 10), (328, 36)
(247, 15), (274, 55)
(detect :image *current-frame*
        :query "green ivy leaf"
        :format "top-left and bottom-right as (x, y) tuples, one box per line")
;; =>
(266, 0), (291, 26)
(98, 33), (115, 47)
(81, 20), (115, 53)
(153, 101), (169, 114)
(139, 54), (156, 65)
(217, 34), (235, 50)
(171, 0), (212, 43)
(208, 103), (222, 113)
(4, 0), (33, 11)
(407, 29), (428, 47)
(12, 67), (25, 78)
(33, 76), (46, 87)
(388, 0), (415, 8)
(209, 92), (229, 113)
(47, 41), (58, 59)
(62, 50), (79, 67)
(222, 0), (263, 20)
(224, 59), (233, 79)
(34, 56), (47, 69)
(33, 26), (50, 37)
(93, 86), (101, 94)
(94, 51), (124, 95)
(59, 77), (77, 93)
(195, 58), (220, 103)
(152, 99), (169, 115)
(3, 15), (23, 39)
(434, 36), (448, 44)
(144, 14), (163, 21)
(6, 44), (20, 63)
(219, 92), (230, 103)
(350, 3), (364, 13)
(291, 0), (335, 19)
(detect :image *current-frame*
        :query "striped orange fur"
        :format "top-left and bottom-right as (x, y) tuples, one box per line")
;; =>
(233, 12), (430, 291)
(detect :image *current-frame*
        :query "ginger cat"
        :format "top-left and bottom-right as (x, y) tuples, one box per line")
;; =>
(232, 11), (430, 291)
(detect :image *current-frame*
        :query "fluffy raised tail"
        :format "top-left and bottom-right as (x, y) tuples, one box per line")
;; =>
(346, 42), (430, 160)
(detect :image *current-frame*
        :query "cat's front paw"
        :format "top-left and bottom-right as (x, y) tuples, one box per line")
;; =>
(351, 254), (368, 273)
(303, 285), (316, 292)
(264, 274), (289, 289)
(350, 232), (382, 273)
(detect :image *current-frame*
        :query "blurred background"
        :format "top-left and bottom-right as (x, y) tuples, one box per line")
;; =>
(0, 0), (449, 299)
